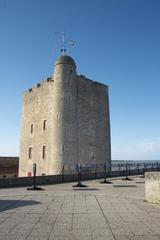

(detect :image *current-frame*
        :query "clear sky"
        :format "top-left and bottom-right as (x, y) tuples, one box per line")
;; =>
(0, 0), (160, 160)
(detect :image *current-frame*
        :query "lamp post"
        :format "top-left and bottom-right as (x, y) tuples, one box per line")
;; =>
(27, 163), (44, 191)
(73, 164), (87, 187)
(33, 163), (36, 188)
(122, 161), (132, 181)
(100, 163), (112, 184)
(61, 165), (64, 183)
(95, 164), (97, 179)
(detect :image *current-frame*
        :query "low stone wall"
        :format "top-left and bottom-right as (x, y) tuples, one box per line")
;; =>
(145, 172), (160, 203)
(0, 168), (144, 188)
(0, 157), (19, 178)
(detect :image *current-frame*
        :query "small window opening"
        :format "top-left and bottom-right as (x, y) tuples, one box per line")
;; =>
(31, 124), (33, 133)
(29, 147), (32, 159)
(70, 69), (73, 74)
(37, 83), (41, 88)
(43, 120), (47, 130)
(42, 146), (46, 159)
(91, 96), (95, 107)
(66, 92), (72, 102)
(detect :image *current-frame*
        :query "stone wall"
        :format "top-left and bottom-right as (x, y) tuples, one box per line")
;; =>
(0, 157), (19, 178)
(19, 79), (56, 176)
(0, 168), (143, 188)
(145, 172), (160, 203)
(77, 76), (111, 166)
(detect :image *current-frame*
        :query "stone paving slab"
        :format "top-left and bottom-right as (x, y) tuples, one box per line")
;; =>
(0, 177), (160, 239)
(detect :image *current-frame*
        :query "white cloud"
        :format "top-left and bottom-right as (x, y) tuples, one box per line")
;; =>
(112, 138), (160, 160)
(137, 138), (160, 152)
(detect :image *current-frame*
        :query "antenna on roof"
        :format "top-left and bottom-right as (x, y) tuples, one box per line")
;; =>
(55, 32), (75, 55)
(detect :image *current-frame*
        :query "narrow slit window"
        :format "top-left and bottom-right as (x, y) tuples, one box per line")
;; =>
(42, 146), (46, 159)
(89, 146), (96, 161)
(66, 92), (72, 102)
(43, 120), (47, 130)
(29, 147), (32, 159)
(31, 124), (33, 133)
(91, 96), (95, 107)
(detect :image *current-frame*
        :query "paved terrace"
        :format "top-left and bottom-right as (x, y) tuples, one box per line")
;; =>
(0, 176), (160, 240)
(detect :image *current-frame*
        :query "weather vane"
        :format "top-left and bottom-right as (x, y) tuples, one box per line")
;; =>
(55, 32), (75, 55)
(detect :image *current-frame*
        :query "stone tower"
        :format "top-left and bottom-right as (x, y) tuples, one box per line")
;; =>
(19, 55), (111, 176)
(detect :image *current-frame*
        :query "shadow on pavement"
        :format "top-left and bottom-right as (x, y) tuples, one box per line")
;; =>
(113, 185), (137, 187)
(0, 199), (41, 212)
(73, 188), (100, 191)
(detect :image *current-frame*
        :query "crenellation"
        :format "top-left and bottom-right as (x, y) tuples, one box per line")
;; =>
(25, 78), (54, 95)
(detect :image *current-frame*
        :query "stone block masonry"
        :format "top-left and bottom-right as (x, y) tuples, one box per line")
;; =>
(0, 157), (19, 178)
(19, 55), (111, 176)
(145, 171), (160, 203)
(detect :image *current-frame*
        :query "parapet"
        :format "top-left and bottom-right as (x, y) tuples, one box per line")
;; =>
(23, 76), (54, 96)
(77, 75), (108, 88)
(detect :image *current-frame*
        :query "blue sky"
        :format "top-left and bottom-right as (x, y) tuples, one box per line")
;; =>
(0, 0), (160, 160)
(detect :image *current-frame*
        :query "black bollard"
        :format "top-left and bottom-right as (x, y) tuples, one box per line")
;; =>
(27, 163), (44, 191)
